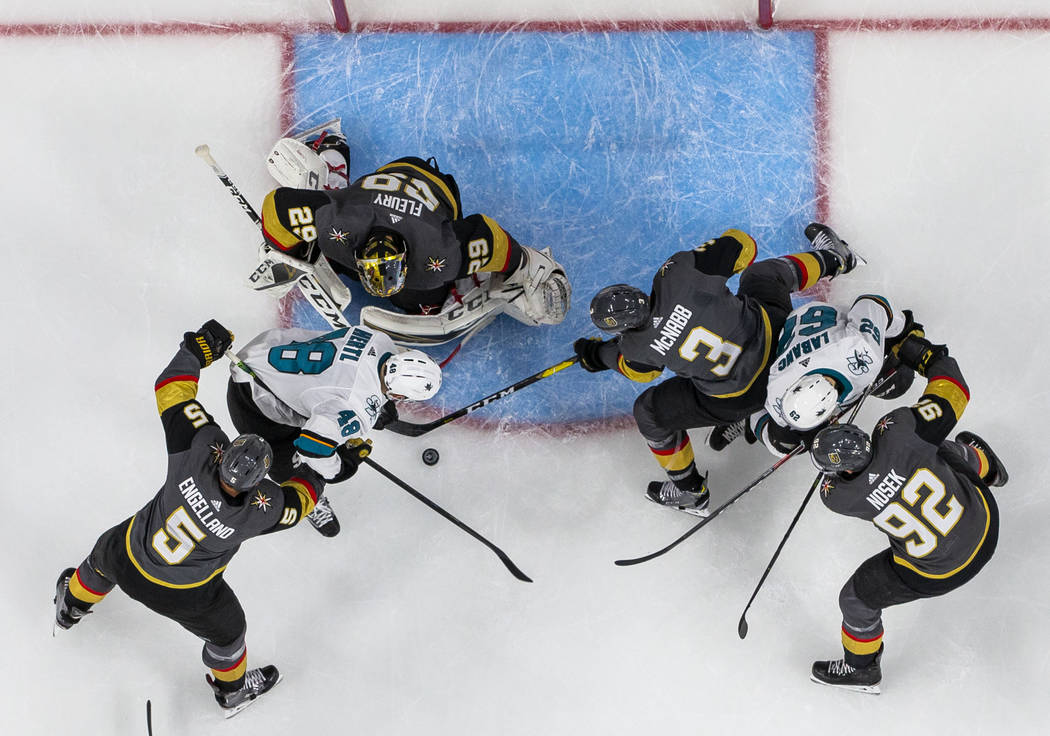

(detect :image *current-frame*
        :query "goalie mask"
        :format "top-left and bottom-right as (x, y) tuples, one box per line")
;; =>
(810, 423), (872, 474)
(219, 434), (273, 493)
(780, 373), (841, 430)
(589, 284), (649, 333)
(356, 229), (408, 297)
(383, 350), (442, 401)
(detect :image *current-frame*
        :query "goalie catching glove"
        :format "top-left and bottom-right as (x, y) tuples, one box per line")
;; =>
(184, 320), (233, 368)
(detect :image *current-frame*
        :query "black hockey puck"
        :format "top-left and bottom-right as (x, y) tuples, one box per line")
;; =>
(421, 448), (440, 466)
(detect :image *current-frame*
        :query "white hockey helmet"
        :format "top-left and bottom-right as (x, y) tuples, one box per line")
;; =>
(266, 138), (329, 189)
(780, 373), (840, 430)
(383, 350), (442, 401)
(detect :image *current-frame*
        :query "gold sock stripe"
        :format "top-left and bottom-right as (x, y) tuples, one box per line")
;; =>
(841, 628), (883, 656)
(650, 438), (695, 472)
(69, 570), (107, 604)
(211, 652), (248, 683)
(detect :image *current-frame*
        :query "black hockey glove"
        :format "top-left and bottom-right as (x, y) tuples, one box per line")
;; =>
(329, 439), (373, 484)
(574, 337), (612, 373)
(871, 355), (916, 400)
(886, 310), (924, 357)
(895, 334), (948, 377)
(372, 400), (399, 431)
(184, 320), (234, 368)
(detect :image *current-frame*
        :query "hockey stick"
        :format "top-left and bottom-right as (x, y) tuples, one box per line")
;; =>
(615, 368), (901, 569)
(385, 356), (579, 437)
(735, 370), (895, 639)
(195, 144), (351, 329)
(613, 445), (806, 567)
(362, 457), (532, 583)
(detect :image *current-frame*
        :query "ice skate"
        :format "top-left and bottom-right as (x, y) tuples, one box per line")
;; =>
(805, 222), (863, 276)
(207, 665), (283, 718)
(53, 567), (89, 634)
(955, 431), (1009, 487)
(306, 495), (341, 537)
(645, 479), (710, 517)
(708, 420), (748, 452)
(810, 648), (882, 694)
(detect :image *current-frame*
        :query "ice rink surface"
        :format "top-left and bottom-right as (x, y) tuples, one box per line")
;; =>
(3, 2), (1048, 734)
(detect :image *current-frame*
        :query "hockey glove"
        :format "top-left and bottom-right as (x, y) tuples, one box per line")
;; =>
(871, 355), (916, 400)
(329, 439), (373, 483)
(886, 310), (924, 357)
(574, 337), (611, 373)
(895, 335), (948, 377)
(372, 400), (399, 431)
(184, 320), (233, 368)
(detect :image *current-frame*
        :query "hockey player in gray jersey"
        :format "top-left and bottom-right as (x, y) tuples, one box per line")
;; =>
(807, 325), (1006, 693)
(53, 321), (327, 717)
(260, 149), (570, 337)
(574, 223), (859, 515)
(711, 294), (917, 457)
(226, 323), (442, 537)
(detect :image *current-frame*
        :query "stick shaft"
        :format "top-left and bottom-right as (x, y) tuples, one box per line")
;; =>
(362, 457), (532, 582)
(386, 356), (579, 437)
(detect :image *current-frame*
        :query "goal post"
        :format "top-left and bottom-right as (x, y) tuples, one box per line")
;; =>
(331, 0), (350, 32)
(758, 0), (775, 30)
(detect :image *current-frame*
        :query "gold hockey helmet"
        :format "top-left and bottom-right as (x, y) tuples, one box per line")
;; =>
(355, 229), (408, 297)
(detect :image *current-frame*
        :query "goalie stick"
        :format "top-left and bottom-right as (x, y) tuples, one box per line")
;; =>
(194, 143), (351, 329)
(385, 356), (579, 437)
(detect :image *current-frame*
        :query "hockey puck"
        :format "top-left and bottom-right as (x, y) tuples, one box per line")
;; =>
(421, 448), (440, 466)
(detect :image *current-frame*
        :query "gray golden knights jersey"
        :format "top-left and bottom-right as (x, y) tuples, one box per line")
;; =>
(126, 344), (321, 588)
(314, 160), (517, 291)
(230, 326), (395, 469)
(617, 248), (772, 398)
(820, 354), (993, 581)
(765, 295), (904, 426)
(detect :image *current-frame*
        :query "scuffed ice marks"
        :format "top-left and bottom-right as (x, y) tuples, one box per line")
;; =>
(290, 28), (819, 424)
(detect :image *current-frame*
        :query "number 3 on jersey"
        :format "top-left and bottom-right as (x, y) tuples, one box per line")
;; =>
(679, 326), (743, 377)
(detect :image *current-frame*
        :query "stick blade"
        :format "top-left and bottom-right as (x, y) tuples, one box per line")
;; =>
(194, 143), (210, 157)
(737, 615), (749, 639)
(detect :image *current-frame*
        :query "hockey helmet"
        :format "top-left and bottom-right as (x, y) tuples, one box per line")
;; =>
(219, 434), (273, 493)
(589, 284), (650, 333)
(810, 424), (872, 474)
(356, 229), (408, 297)
(780, 373), (840, 430)
(383, 350), (442, 401)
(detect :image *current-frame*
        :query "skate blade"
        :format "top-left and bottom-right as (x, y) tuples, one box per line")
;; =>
(644, 494), (711, 518)
(221, 673), (285, 719)
(808, 674), (881, 695)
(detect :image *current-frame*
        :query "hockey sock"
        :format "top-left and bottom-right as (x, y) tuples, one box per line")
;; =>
(841, 626), (884, 668)
(781, 250), (842, 291)
(68, 565), (111, 609)
(647, 433), (704, 493)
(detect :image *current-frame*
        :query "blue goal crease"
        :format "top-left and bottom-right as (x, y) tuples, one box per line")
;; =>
(287, 29), (818, 424)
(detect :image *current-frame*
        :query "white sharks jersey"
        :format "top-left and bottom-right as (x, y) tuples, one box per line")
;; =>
(765, 296), (903, 427)
(230, 326), (397, 469)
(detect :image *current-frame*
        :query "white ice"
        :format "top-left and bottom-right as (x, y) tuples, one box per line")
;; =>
(3, 2), (1048, 735)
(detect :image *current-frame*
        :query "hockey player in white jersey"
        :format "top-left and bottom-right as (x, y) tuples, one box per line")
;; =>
(709, 295), (917, 457)
(226, 324), (442, 536)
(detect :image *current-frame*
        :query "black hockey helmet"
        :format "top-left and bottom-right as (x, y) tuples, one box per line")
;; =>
(219, 434), (273, 493)
(810, 424), (872, 474)
(356, 228), (408, 297)
(589, 284), (650, 333)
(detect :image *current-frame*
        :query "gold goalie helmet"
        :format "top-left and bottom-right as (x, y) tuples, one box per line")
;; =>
(355, 229), (408, 297)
